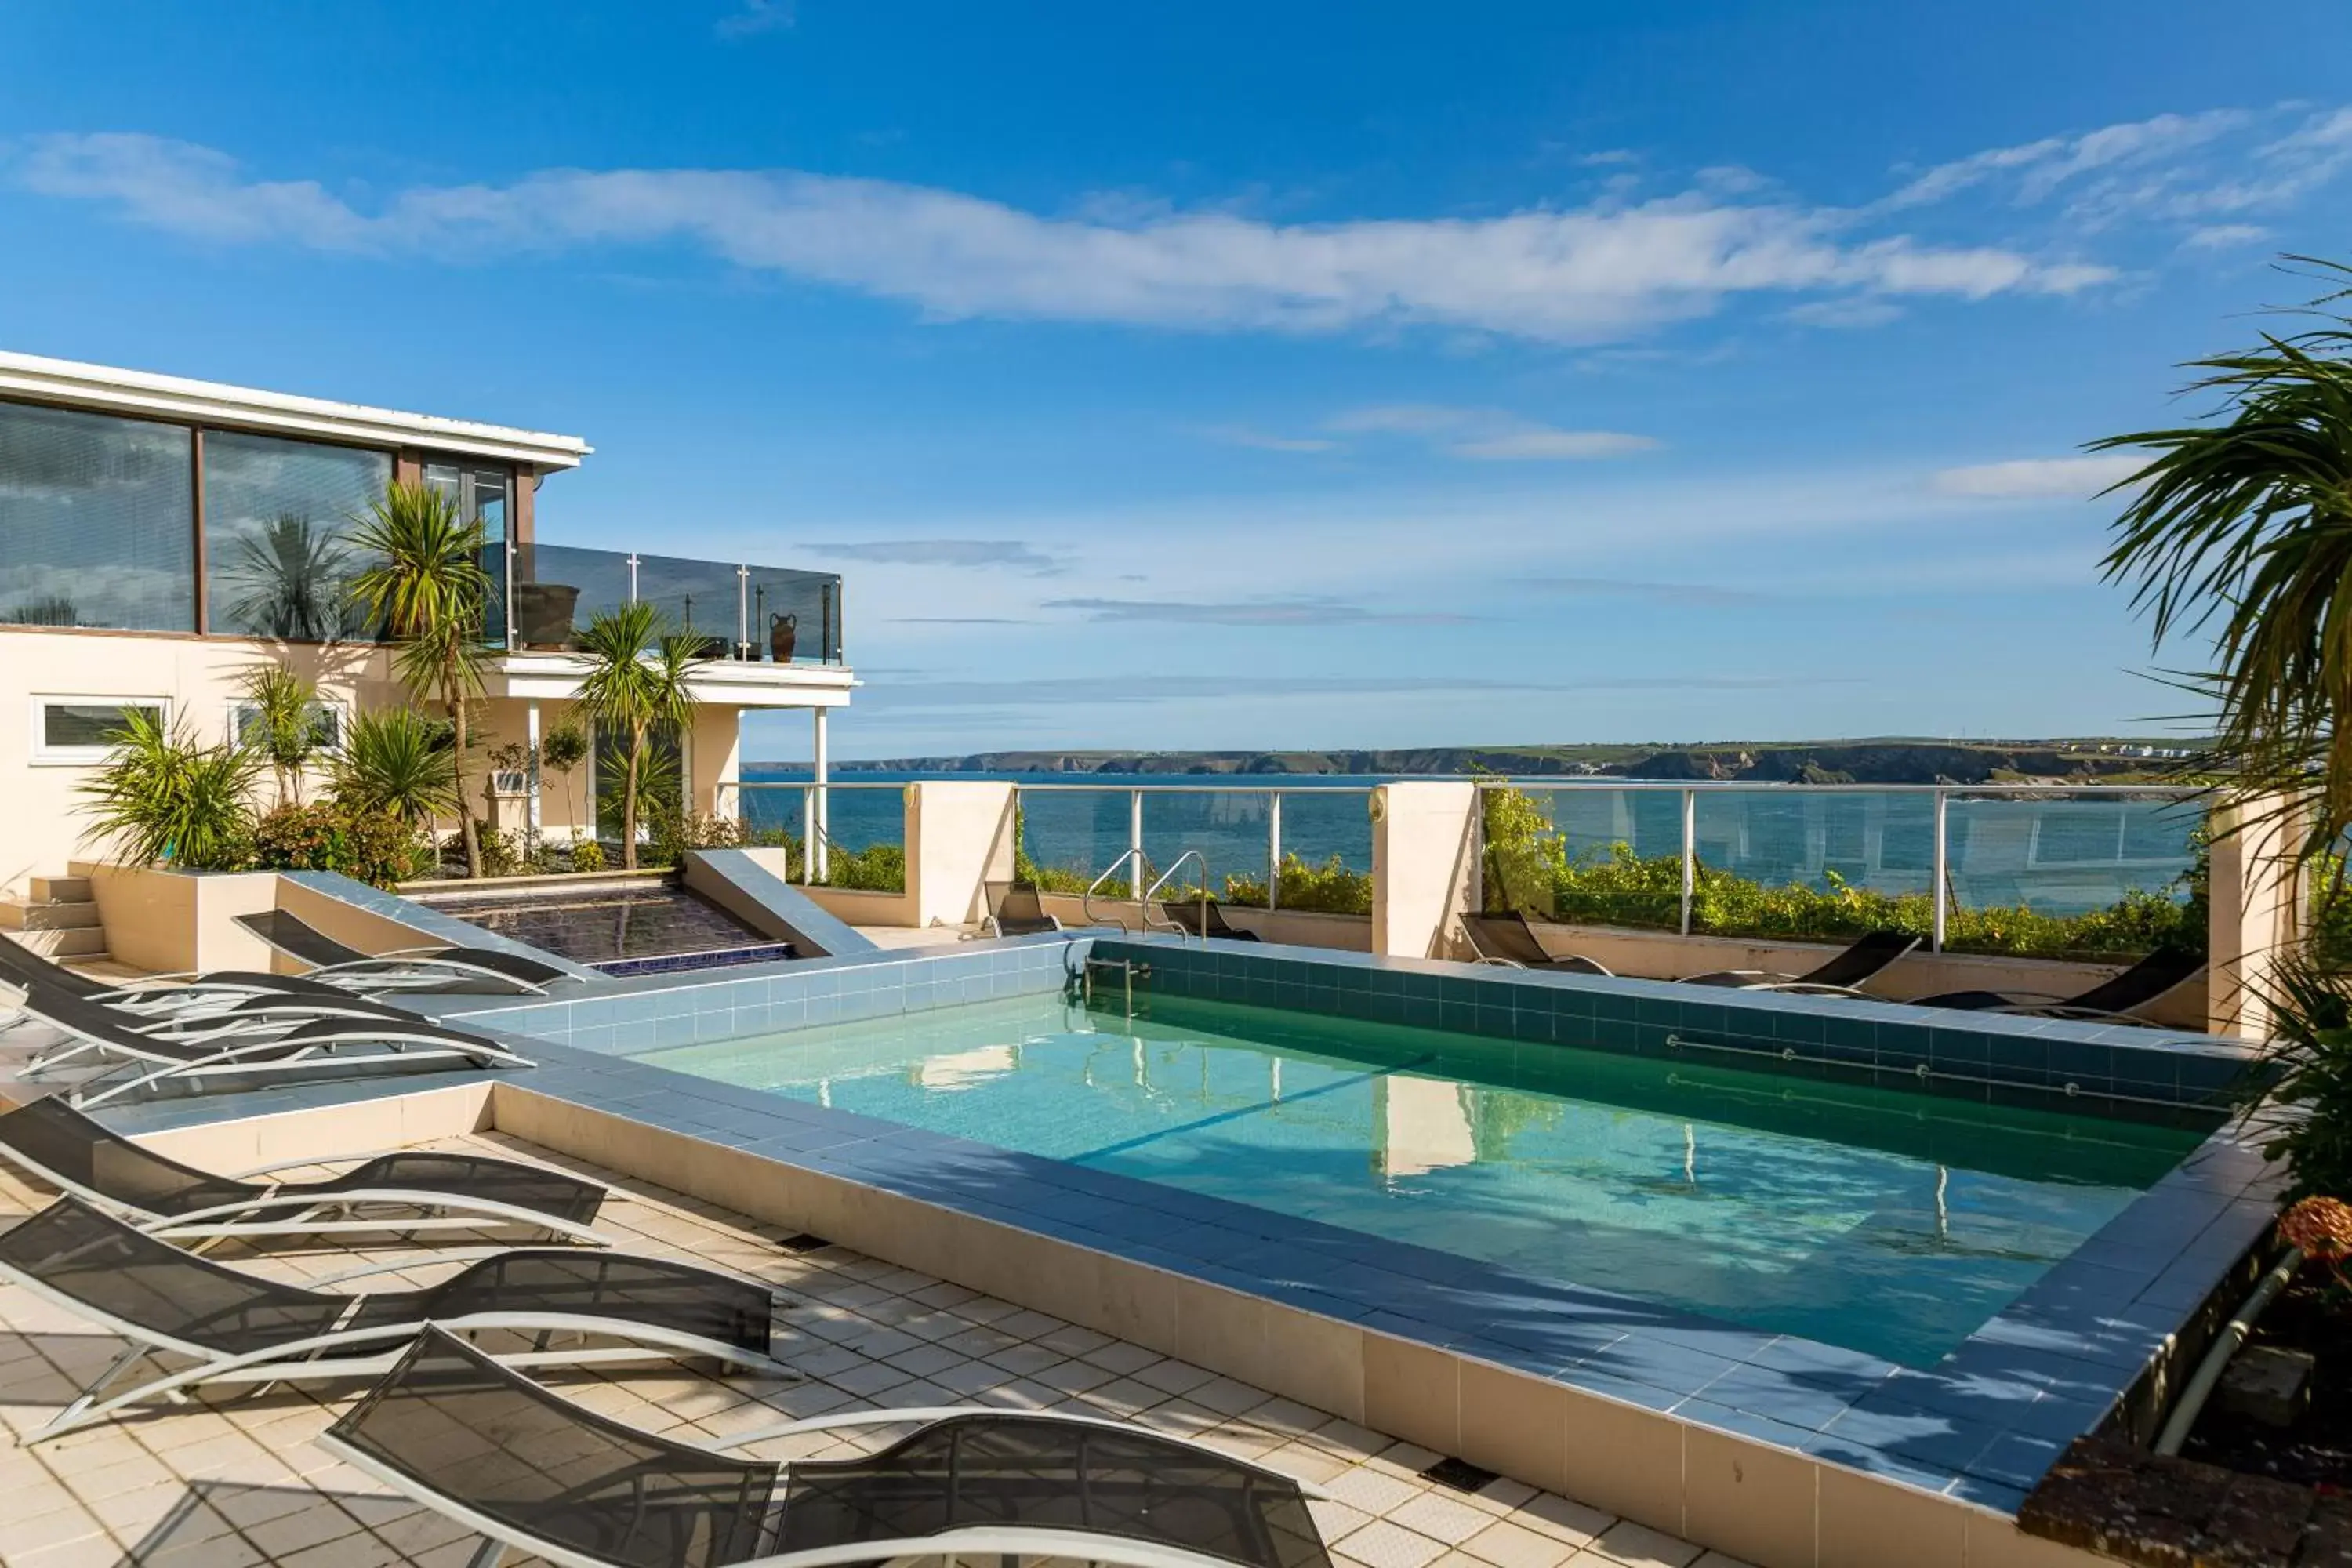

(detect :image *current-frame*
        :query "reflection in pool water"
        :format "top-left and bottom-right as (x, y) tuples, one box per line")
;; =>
(648, 993), (2209, 1367)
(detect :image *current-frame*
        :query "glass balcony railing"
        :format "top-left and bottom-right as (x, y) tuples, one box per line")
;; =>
(509, 543), (844, 664)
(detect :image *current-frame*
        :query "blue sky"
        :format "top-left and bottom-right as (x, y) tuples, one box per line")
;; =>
(4, 2), (2349, 760)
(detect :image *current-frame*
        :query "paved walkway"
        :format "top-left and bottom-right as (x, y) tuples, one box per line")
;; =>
(0, 1129), (1739, 1568)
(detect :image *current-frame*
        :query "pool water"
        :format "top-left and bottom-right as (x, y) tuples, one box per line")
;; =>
(645, 993), (2210, 1367)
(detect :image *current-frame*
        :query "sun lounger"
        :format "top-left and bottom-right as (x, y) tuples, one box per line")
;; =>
(1914, 946), (2204, 1023)
(1682, 929), (1919, 995)
(0, 1197), (797, 1442)
(13, 984), (531, 1109)
(1160, 899), (1263, 942)
(982, 880), (1063, 937)
(0, 935), (376, 1025)
(324, 1325), (1334, 1568)
(234, 909), (575, 995)
(1461, 912), (1612, 975)
(0, 1097), (609, 1247)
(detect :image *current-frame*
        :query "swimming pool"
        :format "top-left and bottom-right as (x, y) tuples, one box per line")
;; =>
(641, 989), (2210, 1367)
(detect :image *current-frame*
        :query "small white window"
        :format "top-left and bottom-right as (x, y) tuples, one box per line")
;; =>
(228, 700), (347, 755)
(32, 697), (172, 764)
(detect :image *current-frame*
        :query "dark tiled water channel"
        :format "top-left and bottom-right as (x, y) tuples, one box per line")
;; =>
(426, 880), (792, 975)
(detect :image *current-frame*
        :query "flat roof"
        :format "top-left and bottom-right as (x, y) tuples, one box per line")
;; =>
(0, 350), (593, 471)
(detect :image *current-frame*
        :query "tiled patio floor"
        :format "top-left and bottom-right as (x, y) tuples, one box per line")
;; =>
(0, 1130), (1744, 1568)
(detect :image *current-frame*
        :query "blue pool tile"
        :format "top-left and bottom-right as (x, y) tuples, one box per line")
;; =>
(1944, 1475), (2031, 1516)
(1671, 1397), (1821, 1454)
(1822, 1391), (2002, 1473)
(1690, 1362), (1860, 1431)
(1963, 1431), (2067, 1491)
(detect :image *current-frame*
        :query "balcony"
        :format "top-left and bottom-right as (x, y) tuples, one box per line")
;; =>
(506, 543), (842, 665)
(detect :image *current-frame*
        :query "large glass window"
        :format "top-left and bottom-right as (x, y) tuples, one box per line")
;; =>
(424, 462), (512, 647)
(203, 430), (390, 641)
(0, 401), (195, 632)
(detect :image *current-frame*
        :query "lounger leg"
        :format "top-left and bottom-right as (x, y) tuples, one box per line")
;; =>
(466, 1540), (510, 1568)
(33, 1341), (151, 1443)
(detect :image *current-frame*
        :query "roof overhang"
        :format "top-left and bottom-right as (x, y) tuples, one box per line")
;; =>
(488, 652), (857, 710)
(0, 350), (593, 472)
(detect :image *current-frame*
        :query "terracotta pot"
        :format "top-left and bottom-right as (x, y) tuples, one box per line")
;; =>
(769, 612), (798, 663)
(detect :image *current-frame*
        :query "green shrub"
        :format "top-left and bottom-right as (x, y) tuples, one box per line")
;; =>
(249, 801), (428, 889)
(1222, 852), (1374, 916)
(570, 837), (606, 873)
(1480, 783), (2205, 962)
(823, 841), (906, 892)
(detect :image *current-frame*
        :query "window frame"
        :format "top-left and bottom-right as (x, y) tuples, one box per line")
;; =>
(31, 695), (173, 766)
(225, 696), (350, 758)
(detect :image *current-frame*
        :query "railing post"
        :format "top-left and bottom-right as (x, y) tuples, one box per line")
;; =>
(1267, 792), (1283, 912)
(1932, 789), (1950, 953)
(800, 786), (814, 884)
(1679, 788), (1697, 937)
(626, 553), (640, 604)
(1128, 789), (1145, 900)
(810, 709), (829, 883)
(736, 565), (750, 661)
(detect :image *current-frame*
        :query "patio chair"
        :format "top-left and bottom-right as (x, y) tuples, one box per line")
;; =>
(19, 980), (519, 1076)
(0, 1197), (798, 1442)
(981, 880), (1063, 937)
(1681, 929), (1920, 995)
(325, 1325), (1334, 1568)
(1460, 912), (1612, 975)
(234, 909), (578, 995)
(0, 1097), (611, 1248)
(0, 934), (382, 1025)
(10, 984), (532, 1110)
(1913, 946), (2205, 1024)
(1160, 898), (1263, 942)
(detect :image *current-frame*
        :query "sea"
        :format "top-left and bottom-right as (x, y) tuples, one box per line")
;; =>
(736, 768), (2201, 916)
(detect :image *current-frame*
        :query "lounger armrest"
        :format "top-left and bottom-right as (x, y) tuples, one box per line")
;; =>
(221, 1147), (423, 1180)
(302, 1247), (520, 1288)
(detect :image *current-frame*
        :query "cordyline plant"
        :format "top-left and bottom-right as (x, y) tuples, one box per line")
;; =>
(347, 481), (492, 877)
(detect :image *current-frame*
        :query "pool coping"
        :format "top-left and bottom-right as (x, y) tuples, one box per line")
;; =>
(83, 931), (2283, 1567)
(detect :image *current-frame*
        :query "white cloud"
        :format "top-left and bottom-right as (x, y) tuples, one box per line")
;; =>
(9, 132), (2112, 348)
(2182, 223), (2268, 249)
(714, 0), (794, 36)
(1323, 404), (1659, 462)
(1887, 110), (2247, 209)
(1929, 455), (2146, 499)
(1784, 297), (1904, 329)
(1200, 425), (1339, 453)
(1886, 103), (2352, 238)
(1446, 430), (1658, 461)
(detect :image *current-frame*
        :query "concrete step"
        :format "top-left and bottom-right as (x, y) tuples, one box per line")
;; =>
(3, 928), (107, 959)
(0, 899), (103, 932)
(28, 875), (90, 903)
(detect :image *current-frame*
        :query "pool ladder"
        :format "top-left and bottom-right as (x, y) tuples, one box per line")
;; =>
(1082, 956), (1152, 1014)
(1083, 848), (1210, 939)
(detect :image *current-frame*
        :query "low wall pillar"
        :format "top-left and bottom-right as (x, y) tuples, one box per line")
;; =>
(908, 781), (1018, 930)
(2206, 793), (2307, 1040)
(1370, 782), (1479, 960)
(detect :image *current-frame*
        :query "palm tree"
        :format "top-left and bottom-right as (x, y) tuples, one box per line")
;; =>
(332, 707), (460, 829)
(572, 601), (707, 869)
(347, 481), (492, 876)
(226, 514), (361, 641)
(2095, 257), (2352, 869)
(239, 662), (325, 805)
